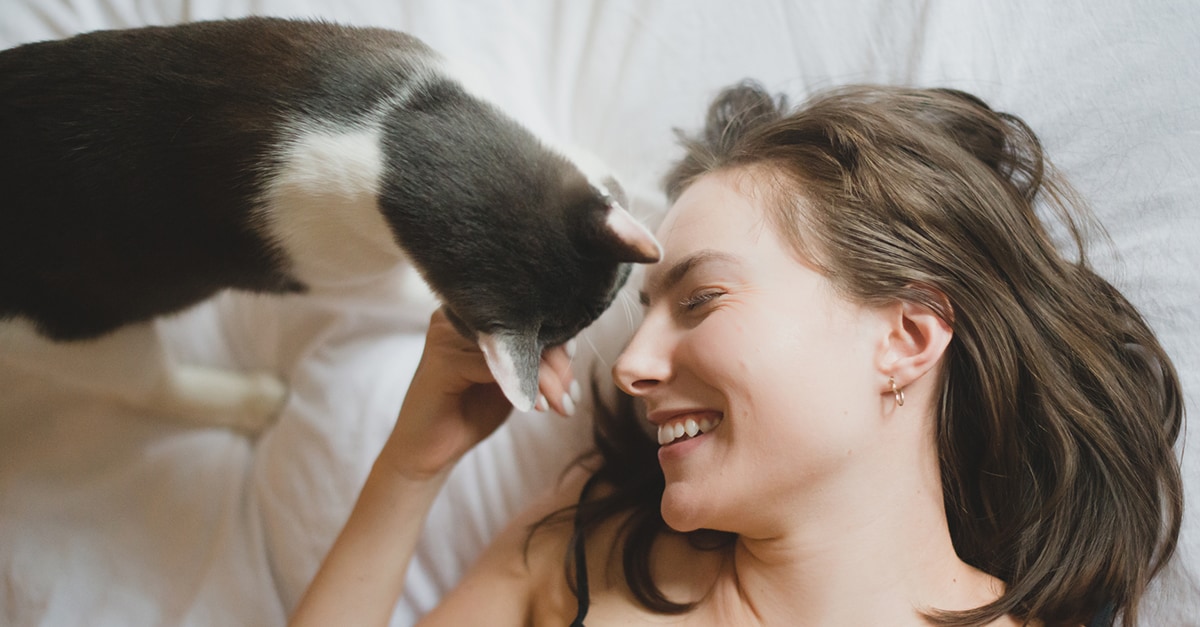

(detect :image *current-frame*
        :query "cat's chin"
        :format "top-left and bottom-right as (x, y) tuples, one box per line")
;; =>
(477, 330), (540, 412)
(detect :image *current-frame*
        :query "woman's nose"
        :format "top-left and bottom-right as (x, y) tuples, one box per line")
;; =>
(612, 321), (672, 396)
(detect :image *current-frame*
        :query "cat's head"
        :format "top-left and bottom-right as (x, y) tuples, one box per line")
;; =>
(441, 181), (660, 412)
(377, 84), (660, 410)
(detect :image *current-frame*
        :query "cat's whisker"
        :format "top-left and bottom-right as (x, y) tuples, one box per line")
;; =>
(617, 289), (638, 330)
(581, 332), (607, 371)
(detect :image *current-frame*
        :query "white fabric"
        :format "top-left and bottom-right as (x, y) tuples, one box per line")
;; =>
(1, 1), (1197, 625)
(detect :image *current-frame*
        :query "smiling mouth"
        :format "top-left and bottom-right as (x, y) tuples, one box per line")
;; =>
(657, 414), (723, 446)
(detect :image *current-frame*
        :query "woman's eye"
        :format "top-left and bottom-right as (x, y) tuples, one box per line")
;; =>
(679, 290), (724, 312)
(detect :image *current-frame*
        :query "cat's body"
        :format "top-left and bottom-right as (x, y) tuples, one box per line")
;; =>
(0, 17), (660, 422)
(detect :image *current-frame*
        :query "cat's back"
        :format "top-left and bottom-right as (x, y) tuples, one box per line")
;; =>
(0, 17), (430, 90)
(0, 18), (438, 338)
(0, 16), (433, 259)
(0, 18), (434, 148)
(0, 18), (440, 213)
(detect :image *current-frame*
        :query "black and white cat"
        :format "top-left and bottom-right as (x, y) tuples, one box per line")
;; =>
(0, 17), (660, 426)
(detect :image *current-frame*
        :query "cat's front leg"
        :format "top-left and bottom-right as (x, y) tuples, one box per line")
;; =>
(153, 363), (288, 433)
(0, 320), (287, 433)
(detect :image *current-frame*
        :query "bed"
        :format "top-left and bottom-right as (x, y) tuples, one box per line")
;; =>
(1, 1), (1197, 625)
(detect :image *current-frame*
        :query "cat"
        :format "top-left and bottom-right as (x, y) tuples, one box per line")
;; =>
(0, 16), (661, 426)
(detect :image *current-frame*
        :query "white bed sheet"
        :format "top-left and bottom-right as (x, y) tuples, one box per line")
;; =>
(1, 1), (1197, 625)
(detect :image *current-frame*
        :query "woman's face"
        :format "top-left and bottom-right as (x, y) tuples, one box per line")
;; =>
(612, 170), (893, 536)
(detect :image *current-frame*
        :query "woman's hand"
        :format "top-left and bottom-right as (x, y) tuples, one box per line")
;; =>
(378, 308), (577, 480)
(289, 308), (579, 627)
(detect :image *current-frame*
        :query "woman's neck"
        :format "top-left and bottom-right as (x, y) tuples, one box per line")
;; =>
(707, 439), (1004, 625)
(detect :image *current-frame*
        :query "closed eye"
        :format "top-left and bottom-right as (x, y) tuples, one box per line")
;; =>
(679, 289), (724, 312)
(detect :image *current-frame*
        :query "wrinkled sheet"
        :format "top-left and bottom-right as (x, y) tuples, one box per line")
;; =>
(1, 1), (1197, 625)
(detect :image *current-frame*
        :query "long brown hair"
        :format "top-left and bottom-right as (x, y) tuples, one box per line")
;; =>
(534, 82), (1184, 626)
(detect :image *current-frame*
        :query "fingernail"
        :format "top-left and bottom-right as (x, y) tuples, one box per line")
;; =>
(569, 379), (582, 404)
(535, 394), (547, 412)
(565, 338), (577, 359)
(561, 392), (576, 417)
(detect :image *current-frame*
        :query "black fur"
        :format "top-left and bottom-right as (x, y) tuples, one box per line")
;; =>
(0, 17), (640, 355)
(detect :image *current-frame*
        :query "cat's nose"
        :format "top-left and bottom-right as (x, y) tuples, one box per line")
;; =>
(612, 322), (671, 396)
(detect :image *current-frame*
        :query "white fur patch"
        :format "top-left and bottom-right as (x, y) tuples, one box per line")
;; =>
(159, 365), (287, 433)
(478, 332), (535, 412)
(0, 319), (285, 432)
(258, 123), (406, 287)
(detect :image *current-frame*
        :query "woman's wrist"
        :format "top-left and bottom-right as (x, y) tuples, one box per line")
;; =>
(290, 434), (456, 626)
(374, 418), (475, 482)
(372, 445), (456, 487)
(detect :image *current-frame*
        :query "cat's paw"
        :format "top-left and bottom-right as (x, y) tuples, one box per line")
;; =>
(158, 366), (289, 434)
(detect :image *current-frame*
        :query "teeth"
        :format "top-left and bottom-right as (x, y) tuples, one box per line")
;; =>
(656, 414), (722, 446)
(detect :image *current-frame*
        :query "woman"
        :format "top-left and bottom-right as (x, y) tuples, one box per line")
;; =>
(291, 82), (1183, 626)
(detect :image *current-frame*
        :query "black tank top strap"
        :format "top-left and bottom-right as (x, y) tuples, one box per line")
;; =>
(568, 472), (604, 627)
(1086, 602), (1116, 627)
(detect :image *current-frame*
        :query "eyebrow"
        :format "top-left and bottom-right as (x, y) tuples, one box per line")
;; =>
(639, 250), (741, 306)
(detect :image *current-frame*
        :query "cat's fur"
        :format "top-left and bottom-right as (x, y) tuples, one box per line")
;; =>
(0, 17), (660, 419)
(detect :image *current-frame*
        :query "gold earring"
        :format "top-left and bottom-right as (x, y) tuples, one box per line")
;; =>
(889, 377), (905, 407)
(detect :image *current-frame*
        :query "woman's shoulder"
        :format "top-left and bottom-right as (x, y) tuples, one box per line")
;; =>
(520, 463), (627, 625)
(418, 464), (596, 626)
(526, 464), (725, 620)
(447, 462), (728, 626)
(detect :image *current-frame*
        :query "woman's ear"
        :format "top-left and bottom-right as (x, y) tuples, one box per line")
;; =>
(877, 295), (954, 389)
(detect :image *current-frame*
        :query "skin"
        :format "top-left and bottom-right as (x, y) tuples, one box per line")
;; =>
(290, 169), (1032, 626)
(604, 169), (1012, 625)
(288, 309), (578, 626)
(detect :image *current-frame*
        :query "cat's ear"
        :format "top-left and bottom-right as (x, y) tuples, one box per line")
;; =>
(478, 330), (540, 412)
(598, 203), (662, 263)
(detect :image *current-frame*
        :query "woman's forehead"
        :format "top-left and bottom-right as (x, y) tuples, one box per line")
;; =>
(656, 173), (774, 255)
(641, 174), (796, 296)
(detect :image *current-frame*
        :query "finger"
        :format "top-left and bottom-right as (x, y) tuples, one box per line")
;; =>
(542, 342), (573, 381)
(536, 358), (568, 416)
(538, 343), (579, 417)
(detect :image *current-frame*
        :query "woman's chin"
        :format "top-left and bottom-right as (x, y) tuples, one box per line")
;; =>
(660, 485), (710, 533)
